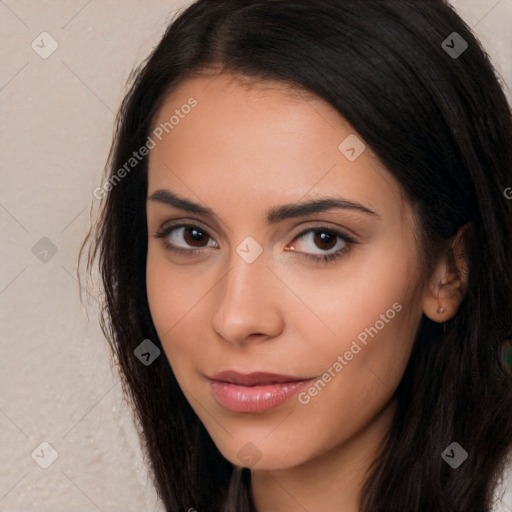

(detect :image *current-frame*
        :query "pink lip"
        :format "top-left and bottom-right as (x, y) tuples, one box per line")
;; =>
(207, 371), (315, 412)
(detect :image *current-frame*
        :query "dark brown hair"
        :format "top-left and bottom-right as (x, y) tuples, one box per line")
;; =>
(80, 1), (512, 510)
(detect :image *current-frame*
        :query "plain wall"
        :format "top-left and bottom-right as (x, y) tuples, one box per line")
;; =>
(1, 1), (511, 510)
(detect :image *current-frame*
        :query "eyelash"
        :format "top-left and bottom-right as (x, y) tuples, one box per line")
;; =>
(154, 223), (357, 264)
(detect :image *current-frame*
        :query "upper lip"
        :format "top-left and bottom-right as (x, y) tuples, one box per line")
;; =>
(208, 370), (313, 386)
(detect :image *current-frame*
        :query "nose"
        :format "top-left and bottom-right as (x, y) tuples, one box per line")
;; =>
(211, 247), (285, 347)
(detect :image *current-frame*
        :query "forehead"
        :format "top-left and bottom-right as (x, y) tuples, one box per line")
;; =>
(150, 71), (347, 147)
(147, 72), (408, 223)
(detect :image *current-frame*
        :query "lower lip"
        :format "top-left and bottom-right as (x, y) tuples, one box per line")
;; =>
(209, 379), (314, 412)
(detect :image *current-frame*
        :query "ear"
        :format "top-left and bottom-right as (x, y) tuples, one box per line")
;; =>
(422, 223), (472, 323)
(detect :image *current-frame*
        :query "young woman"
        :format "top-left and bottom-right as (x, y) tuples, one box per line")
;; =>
(81, 1), (512, 510)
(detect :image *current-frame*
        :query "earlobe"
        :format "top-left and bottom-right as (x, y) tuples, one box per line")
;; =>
(422, 224), (472, 323)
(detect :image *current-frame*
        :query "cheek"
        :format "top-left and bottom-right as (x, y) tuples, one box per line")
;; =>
(286, 289), (419, 463)
(280, 235), (418, 358)
(146, 251), (186, 346)
(146, 249), (214, 374)
(286, 241), (420, 412)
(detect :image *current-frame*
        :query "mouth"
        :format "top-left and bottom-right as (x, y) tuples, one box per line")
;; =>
(207, 370), (316, 413)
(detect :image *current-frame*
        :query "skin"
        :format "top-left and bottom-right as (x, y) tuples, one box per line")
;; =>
(145, 73), (467, 511)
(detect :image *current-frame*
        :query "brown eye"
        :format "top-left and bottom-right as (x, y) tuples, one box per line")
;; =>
(291, 228), (349, 255)
(313, 231), (337, 251)
(287, 227), (356, 263)
(155, 224), (217, 254)
(183, 227), (209, 248)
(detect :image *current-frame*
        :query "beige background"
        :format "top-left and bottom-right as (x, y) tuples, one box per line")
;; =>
(0, 1), (511, 511)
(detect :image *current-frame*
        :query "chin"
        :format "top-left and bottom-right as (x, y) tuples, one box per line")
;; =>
(208, 430), (312, 471)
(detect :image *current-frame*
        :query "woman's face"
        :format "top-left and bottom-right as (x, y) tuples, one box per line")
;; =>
(146, 73), (426, 471)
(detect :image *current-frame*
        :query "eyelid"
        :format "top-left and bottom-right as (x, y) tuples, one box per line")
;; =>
(289, 223), (357, 244)
(158, 216), (360, 239)
(156, 222), (218, 251)
(154, 219), (358, 257)
(159, 218), (218, 239)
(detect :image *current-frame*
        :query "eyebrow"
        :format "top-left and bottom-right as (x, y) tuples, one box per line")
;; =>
(147, 189), (380, 224)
